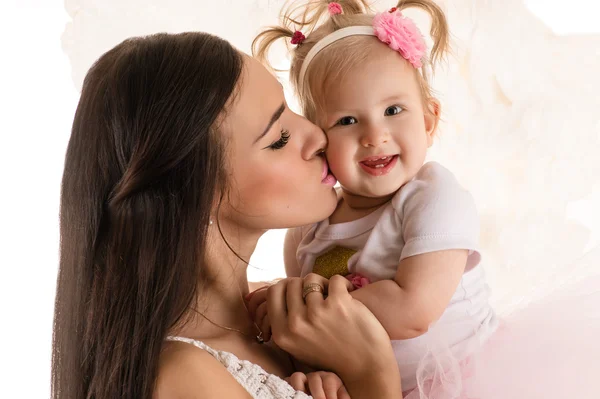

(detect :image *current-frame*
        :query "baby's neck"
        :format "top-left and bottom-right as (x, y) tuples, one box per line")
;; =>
(329, 189), (395, 225)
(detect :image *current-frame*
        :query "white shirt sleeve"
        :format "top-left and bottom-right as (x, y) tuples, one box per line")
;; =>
(393, 162), (481, 267)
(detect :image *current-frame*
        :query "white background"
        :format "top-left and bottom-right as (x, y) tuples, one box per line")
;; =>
(1, 0), (599, 397)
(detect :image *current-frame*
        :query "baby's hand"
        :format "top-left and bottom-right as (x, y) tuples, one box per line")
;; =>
(285, 371), (350, 399)
(245, 286), (272, 342)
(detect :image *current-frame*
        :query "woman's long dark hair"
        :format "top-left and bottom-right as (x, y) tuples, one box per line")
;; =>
(51, 32), (243, 399)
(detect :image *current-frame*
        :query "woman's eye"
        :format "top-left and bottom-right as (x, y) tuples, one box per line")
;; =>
(337, 116), (357, 126)
(384, 105), (403, 116)
(268, 129), (290, 150)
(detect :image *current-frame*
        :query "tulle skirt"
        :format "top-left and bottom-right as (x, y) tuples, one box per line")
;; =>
(404, 252), (600, 399)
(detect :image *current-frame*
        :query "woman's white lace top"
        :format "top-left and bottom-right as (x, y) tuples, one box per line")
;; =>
(165, 336), (311, 399)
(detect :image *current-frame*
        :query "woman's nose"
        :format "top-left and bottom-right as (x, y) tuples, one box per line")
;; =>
(301, 119), (328, 161)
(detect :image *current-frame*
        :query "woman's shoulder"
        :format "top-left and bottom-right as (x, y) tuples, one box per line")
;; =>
(154, 339), (252, 399)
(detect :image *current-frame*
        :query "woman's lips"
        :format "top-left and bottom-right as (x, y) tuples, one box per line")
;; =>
(321, 158), (337, 186)
(359, 154), (398, 176)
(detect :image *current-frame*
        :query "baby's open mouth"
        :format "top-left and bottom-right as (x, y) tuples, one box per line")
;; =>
(359, 155), (399, 176)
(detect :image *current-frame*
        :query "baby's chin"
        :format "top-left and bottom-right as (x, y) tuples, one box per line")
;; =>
(340, 183), (400, 200)
(363, 187), (400, 199)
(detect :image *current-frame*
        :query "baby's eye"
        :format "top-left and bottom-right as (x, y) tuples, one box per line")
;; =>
(337, 116), (357, 126)
(384, 105), (403, 116)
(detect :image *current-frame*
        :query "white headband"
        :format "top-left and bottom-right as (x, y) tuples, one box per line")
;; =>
(297, 25), (375, 90)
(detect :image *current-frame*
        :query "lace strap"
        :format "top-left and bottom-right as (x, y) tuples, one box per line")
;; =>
(165, 336), (221, 358)
(165, 336), (311, 399)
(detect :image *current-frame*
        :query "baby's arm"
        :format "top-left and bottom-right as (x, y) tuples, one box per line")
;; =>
(350, 249), (467, 339)
(352, 163), (477, 340)
(283, 224), (466, 340)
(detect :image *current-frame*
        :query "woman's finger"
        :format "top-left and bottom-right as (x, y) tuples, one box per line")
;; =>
(246, 286), (268, 318)
(255, 301), (268, 326)
(337, 385), (350, 399)
(266, 280), (288, 339)
(321, 373), (343, 399)
(326, 275), (353, 299)
(285, 277), (306, 318)
(260, 314), (272, 342)
(302, 273), (328, 307)
(285, 372), (308, 392)
(307, 372), (327, 399)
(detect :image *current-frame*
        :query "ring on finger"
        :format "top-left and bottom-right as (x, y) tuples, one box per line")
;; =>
(302, 283), (324, 300)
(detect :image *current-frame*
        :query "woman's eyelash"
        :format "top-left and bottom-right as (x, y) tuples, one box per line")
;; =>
(269, 129), (290, 150)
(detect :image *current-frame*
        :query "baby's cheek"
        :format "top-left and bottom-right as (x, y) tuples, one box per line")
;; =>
(325, 138), (349, 164)
(325, 153), (348, 178)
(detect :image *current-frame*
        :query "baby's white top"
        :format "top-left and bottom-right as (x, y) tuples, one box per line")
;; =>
(289, 162), (499, 391)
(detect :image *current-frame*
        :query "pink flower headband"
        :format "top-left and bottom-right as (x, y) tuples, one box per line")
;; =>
(297, 8), (427, 89)
(373, 9), (426, 68)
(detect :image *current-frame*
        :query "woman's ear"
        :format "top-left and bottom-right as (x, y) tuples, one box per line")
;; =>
(424, 98), (441, 147)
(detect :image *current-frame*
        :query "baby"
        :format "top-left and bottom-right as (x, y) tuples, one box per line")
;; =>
(249, 1), (563, 397)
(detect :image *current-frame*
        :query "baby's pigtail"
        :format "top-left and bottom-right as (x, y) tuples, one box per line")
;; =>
(252, 27), (295, 72)
(395, 0), (450, 70)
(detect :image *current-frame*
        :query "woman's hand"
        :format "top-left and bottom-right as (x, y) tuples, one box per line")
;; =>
(246, 286), (272, 342)
(286, 371), (350, 399)
(267, 273), (402, 398)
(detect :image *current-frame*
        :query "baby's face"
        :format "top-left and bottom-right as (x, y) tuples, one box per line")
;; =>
(318, 43), (438, 199)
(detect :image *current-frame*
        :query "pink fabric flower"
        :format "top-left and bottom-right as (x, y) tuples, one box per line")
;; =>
(372, 11), (426, 68)
(291, 30), (306, 45)
(346, 273), (370, 289)
(328, 2), (343, 16)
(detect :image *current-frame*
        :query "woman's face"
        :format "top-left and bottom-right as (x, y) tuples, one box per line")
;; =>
(219, 56), (337, 231)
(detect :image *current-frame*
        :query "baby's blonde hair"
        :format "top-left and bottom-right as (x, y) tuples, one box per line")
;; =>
(253, 0), (450, 123)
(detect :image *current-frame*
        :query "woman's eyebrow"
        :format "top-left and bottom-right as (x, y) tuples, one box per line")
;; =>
(254, 103), (285, 144)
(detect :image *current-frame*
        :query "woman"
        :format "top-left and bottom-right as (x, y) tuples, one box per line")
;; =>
(51, 32), (402, 398)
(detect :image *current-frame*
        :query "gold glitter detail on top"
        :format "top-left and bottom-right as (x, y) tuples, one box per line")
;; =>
(313, 246), (357, 279)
